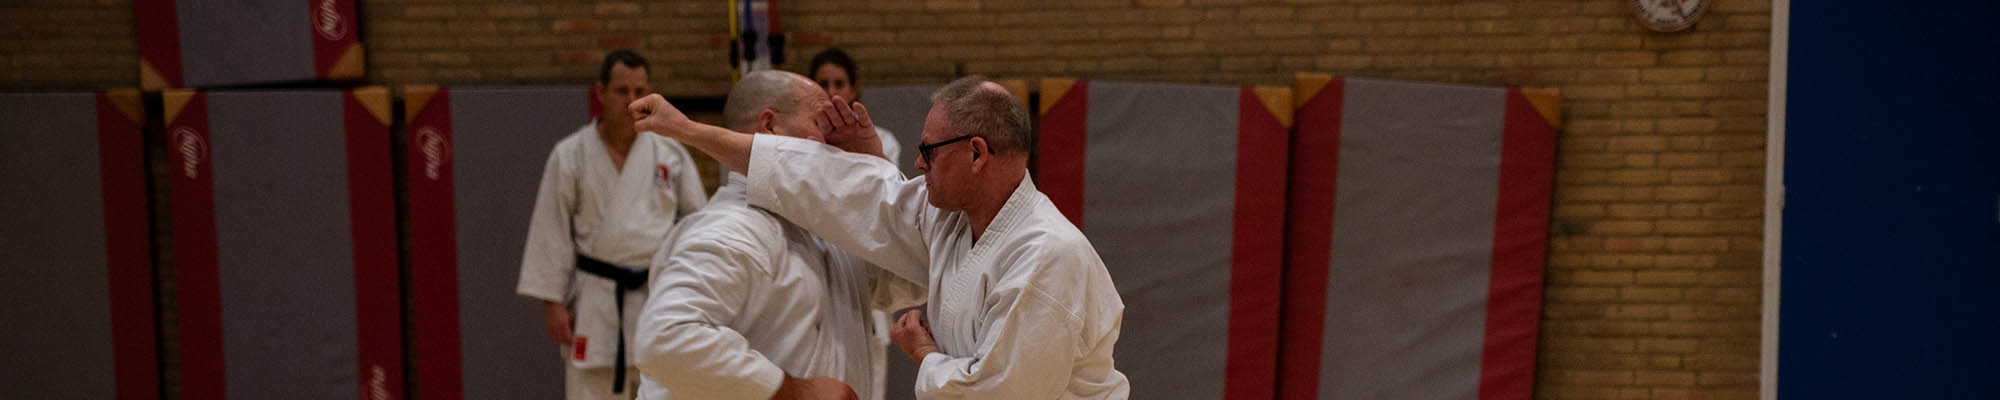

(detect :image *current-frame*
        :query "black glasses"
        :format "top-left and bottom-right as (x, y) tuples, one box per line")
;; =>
(917, 135), (979, 165)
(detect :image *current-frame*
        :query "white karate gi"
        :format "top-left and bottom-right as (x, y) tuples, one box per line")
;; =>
(517, 123), (709, 400)
(866, 124), (902, 400)
(743, 135), (1131, 399)
(633, 173), (924, 400)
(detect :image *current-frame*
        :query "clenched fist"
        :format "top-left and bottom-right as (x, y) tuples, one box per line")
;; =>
(891, 309), (939, 363)
(628, 93), (691, 138)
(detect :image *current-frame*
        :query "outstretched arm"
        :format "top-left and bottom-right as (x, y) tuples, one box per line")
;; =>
(630, 94), (755, 173)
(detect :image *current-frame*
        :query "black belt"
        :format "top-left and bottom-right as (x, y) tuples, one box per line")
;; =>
(575, 254), (648, 394)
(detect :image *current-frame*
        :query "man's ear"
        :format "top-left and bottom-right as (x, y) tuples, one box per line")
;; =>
(969, 137), (989, 169)
(756, 109), (779, 133)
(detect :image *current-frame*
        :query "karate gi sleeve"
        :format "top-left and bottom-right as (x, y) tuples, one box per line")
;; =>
(633, 220), (787, 400)
(517, 145), (579, 303)
(868, 265), (928, 313)
(744, 134), (931, 285)
(911, 277), (1079, 399)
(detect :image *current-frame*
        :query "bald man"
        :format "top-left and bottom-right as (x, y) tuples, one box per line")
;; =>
(631, 70), (926, 400)
(629, 76), (1130, 399)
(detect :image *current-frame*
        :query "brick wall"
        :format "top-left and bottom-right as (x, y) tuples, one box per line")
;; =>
(2, 0), (1769, 399)
(0, 0), (136, 87)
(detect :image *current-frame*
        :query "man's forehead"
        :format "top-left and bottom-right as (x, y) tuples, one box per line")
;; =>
(799, 86), (833, 106)
(608, 64), (648, 80)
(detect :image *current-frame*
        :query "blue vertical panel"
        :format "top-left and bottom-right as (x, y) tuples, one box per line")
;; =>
(1781, 1), (2000, 398)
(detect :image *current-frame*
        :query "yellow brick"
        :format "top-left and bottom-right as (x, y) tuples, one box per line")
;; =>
(1572, 270), (1637, 285)
(1657, 186), (1720, 201)
(1608, 136), (1670, 152)
(1637, 371), (1697, 385)
(1657, 254), (1716, 268)
(1698, 372), (1760, 386)
(1607, 203), (1668, 218)
(1357, 4), (1420, 19)
(1595, 50), (1658, 67)
(1605, 237), (1664, 252)
(925, 0), (981, 11)
(1622, 287), (1683, 302)
(1608, 305), (1669, 320)
(1639, 339), (1700, 354)
(1593, 221), (1654, 235)
(1667, 238), (1731, 253)
(1591, 254), (1656, 270)
(1608, 169), (1669, 184)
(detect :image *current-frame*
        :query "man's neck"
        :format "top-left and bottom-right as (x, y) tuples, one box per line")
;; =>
(596, 119), (638, 154)
(965, 164), (1028, 242)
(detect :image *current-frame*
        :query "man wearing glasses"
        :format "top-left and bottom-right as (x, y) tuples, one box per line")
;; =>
(627, 76), (1131, 399)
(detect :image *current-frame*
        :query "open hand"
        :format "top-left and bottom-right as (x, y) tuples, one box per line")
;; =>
(541, 300), (573, 347)
(819, 95), (885, 158)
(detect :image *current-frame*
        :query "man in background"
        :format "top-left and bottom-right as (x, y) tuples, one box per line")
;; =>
(805, 46), (908, 400)
(518, 49), (709, 400)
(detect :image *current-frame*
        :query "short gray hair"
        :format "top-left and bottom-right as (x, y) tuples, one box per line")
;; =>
(930, 75), (1030, 154)
(723, 70), (804, 132)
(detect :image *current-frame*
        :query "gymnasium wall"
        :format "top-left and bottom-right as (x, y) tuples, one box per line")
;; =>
(0, 1), (1772, 398)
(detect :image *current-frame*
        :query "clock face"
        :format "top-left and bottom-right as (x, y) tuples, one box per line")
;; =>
(1631, 0), (1711, 32)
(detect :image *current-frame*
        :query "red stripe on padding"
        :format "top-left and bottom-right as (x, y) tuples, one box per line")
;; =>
(135, 0), (185, 87)
(1478, 89), (1555, 400)
(1034, 81), (1088, 227)
(97, 93), (159, 400)
(307, 0), (357, 77)
(407, 89), (465, 400)
(1225, 88), (1286, 400)
(169, 92), (225, 399)
(1278, 77), (1344, 400)
(343, 91), (403, 400)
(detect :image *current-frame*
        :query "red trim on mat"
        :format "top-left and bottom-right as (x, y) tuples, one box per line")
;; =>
(1477, 89), (1555, 400)
(1225, 88), (1287, 400)
(1034, 81), (1087, 228)
(407, 89), (465, 400)
(308, 0), (358, 77)
(135, 0), (185, 87)
(168, 92), (224, 399)
(1278, 77), (1344, 400)
(97, 93), (159, 400)
(343, 92), (404, 400)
